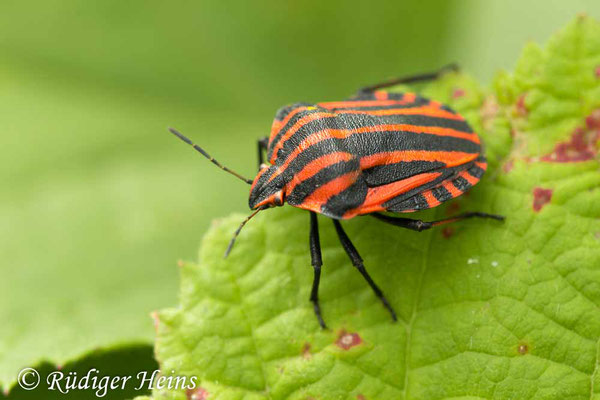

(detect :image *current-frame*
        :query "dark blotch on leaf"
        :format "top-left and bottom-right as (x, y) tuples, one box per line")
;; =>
(532, 187), (553, 212)
(301, 342), (311, 359)
(502, 159), (514, 173)
(542, 110), (600, 162)
(516, 94), (528, 116)
(442, 227), (455, 239)
(595, 65), (600, 78)
(357, 395), (367, 400)
(336, 330), (362, 350)
(187, 387), (209, 400)
(452, 88), (465, 99)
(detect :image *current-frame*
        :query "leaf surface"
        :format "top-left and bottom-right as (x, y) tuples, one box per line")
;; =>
(153, 17), (600, 400)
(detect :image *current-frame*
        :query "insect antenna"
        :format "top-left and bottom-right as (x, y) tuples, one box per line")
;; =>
(168, 127), (253, 184)
(224, 207), (266, 258)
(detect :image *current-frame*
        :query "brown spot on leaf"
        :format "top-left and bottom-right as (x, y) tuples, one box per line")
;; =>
(518, 343), (529, 355)
(336, 330), (362, 350)
(532, 187), (553, 212)
(301, 342), (312, 359)
(542, 110), (600, 162)
(452, 88), (465, 99)
(187, 387), (209, 400)
(595, 65), (600, 78)
(177, 259), (185, 267)
(595, 232), (600, 241)
(586, 109), (600, 130)
(516, 94), (528, 116)
(442, 227), (454, 239)
(357, 395), (367, 400)
(502, 159), (514, 173)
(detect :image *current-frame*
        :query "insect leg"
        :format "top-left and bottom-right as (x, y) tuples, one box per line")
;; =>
(309, 211), (327, 329)
(332, 219), (397, 322)
(371, 211), (504, 232)
(358, 63), (459, 94)
(257, 137), (269, 168)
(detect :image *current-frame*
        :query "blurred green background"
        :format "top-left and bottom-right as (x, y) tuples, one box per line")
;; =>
(1, 0), (600, 393)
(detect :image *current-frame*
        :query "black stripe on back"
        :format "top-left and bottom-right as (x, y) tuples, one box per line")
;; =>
(467, 165), (485, 179)
(322, 178), (368, 219)
(452, 176), (471, 192)
(389, 193), (429, 212)
(432, 186), (452, 202)
(364, 160), (445, 187)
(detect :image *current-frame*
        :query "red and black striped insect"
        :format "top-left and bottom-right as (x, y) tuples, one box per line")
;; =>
(169, 65), (504, 329)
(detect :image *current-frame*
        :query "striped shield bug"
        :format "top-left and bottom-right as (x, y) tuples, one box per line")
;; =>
(169, 64), (504, 329)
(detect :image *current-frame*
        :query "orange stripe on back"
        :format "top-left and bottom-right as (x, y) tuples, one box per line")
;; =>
(286, 152), (355, 194)
(459, 169), (479, 185)
(360, 150), (479, 170)
(442, 180), (462, 197)
(338, 106), (462, 119)
(422, 190), (441, 209)
(300, 171), (360, 213)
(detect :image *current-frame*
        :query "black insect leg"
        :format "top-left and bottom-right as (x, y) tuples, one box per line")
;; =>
(332, 219), (397, 322)
(309, 211), (327, 329)
(371, 211), (504, 232)
(358, 63), (459, 94)
(257, 137), (269, 168)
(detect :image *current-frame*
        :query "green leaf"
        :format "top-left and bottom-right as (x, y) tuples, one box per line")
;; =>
(1, 345), (156, 400)
(152, 17), (600, 399)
